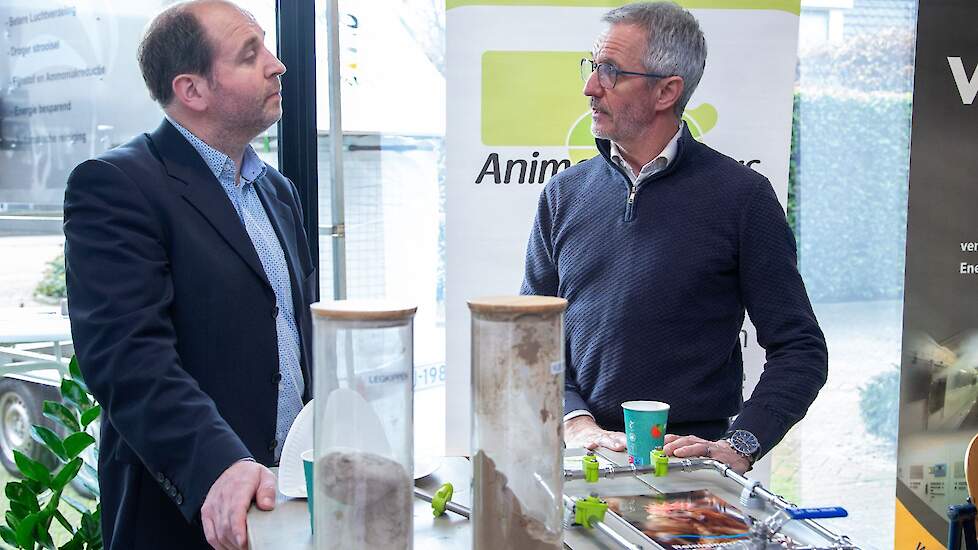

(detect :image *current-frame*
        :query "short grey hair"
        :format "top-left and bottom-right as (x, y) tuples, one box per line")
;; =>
(602, 2), (707, 116)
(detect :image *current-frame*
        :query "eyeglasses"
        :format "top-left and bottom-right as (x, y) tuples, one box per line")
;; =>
(580, 58), (670, 89)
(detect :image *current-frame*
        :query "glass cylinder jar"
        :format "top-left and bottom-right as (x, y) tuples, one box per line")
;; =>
(311, 300), (416, 550)
(468, 295), (567, 550)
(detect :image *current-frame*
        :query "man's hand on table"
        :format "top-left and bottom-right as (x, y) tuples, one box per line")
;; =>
(563, 415), (627, 451)
(662, 434), (752, 474)
(202, 459), (277, 550)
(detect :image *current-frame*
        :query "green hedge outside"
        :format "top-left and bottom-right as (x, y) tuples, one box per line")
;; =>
(789, 89), (912, 303)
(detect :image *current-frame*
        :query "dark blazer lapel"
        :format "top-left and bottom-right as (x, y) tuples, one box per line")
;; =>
(149, 120), (272, 290)
(255, 180), (304, 310)
(255, 178), (315, 396)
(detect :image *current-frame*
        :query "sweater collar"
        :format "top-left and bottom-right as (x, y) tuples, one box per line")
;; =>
(608, 121), (683, 180)
(596, 124), (694, 183)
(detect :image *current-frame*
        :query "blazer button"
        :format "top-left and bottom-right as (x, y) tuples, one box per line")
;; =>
(175, 494), (184, 506)
(271, 372), (282, 384)
(272, 306), (279, 318)
(268, 439), (278, 453)
(163, 479), (172, 491)
(156, 472), (165, 483)
(167, 486), (177, 498)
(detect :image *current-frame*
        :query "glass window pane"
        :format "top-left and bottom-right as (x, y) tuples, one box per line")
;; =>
(0, 0), (276, 539)
(315, 0), (446, 459)
(773, 2), (917, 546)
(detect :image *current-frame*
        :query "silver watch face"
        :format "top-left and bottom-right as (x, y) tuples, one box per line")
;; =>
(727, 430), (760, 456)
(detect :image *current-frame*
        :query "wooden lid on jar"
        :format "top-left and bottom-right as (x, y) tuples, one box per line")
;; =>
(310, 300), (417, 321)
(467, 295), (567, 315)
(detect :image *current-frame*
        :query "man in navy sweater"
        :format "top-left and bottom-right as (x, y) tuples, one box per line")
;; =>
(521, 2), (827, 474)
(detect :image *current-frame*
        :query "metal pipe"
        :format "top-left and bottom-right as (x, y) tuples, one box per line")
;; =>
(670, 458), (854, 547)
(324, 0), (347, 299)
(561, 495), (642, 550)
(564, 456), (853, 547)
(413, 488), (471, 519)
(563, 462), (655, 481)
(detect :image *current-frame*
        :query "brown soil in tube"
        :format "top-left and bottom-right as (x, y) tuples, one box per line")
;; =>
(317, 449), (412, 549)
(472, 450), (561, 550)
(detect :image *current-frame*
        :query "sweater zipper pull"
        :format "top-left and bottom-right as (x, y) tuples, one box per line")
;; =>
(627, 183), (637, 204)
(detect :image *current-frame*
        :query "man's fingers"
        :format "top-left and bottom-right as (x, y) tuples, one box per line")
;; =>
(207, 495), (232, 550)
(256, 468), (277, 510)
(671, 444), (697, 457)
(673, 442), (711, 458)
(217, 484), (248, 549)
(663, 435), (708, 455)
(663, 433), (679, 444)
(202, 510), (219, 550)
(603, 433), (627, 451)
(230, 502), (249, 549)
(219, 499), (237, 550)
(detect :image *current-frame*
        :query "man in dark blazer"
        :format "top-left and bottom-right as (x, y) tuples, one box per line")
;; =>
(63, 2), (314, 548)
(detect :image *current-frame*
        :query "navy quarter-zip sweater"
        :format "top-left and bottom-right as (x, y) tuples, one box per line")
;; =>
(520, 127), (828, 455)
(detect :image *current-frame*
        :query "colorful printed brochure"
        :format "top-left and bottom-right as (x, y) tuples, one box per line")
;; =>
(605, 489), (793, 548)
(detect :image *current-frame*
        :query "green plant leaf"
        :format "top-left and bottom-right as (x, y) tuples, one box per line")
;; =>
(63, 433), (96, 460)
(8, 502), (28, 519)
(5, 481), (39, 512)
(31, 426), (67, 462)
(58, 531), (83, 550)
(23, 478), (43, 495)
(43, 401), (80, 433)
(60, 379), (92, 411)
(13, 450), (52, 486)
(0, 524), (16, 546)
(14, 512), (39, 549)
(52, 510), (72, 533)
(80, 406), (101, 429)
(51, 459), (82, 491)
(5, 511), (20, 531)
(89, 504), (103, 549)
(41, 488), (62, 517)
(80, 512), (99, 544)
(35, 518), (54, 549)
(68, 357), (89, 394)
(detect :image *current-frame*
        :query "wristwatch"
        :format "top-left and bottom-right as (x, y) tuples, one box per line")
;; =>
(724, 429), (761, 464)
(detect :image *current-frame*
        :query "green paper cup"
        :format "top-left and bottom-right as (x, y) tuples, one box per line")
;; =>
(301, 449), (314, 533)
(621, 401), (670, 466)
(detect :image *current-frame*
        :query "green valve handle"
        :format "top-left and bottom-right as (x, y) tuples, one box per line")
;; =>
(582, 454), (599, 483)
(651, 449), (669, 477)
(574, 494), (608, 529)
(432, 483), (454, 517)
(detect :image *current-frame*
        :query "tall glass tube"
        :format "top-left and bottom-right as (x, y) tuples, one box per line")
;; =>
(312, 301), (416, 549)
(469, 296), (567, 550)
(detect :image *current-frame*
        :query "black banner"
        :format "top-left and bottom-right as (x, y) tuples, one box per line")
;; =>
(898, 0), (978, 543)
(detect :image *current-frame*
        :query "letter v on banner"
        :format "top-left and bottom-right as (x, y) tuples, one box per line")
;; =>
(948, 57), (978, 104)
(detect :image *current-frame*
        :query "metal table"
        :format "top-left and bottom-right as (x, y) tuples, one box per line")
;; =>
(0, 307), (71, 377)
(247, 457), (472, 549)
(247, 450), (853, 549)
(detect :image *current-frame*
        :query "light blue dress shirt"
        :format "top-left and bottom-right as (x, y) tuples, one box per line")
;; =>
(168, 118), (304, 461)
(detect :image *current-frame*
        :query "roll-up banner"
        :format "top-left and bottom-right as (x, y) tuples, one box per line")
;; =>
(445, 0), (801, 459)
(896, 0), (978, 546)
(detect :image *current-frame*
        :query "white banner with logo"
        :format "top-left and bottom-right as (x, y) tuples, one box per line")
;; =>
(445, 1), (801, 462)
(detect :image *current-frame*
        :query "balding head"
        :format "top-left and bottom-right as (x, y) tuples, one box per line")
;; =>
(137, 0), (247, 106)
